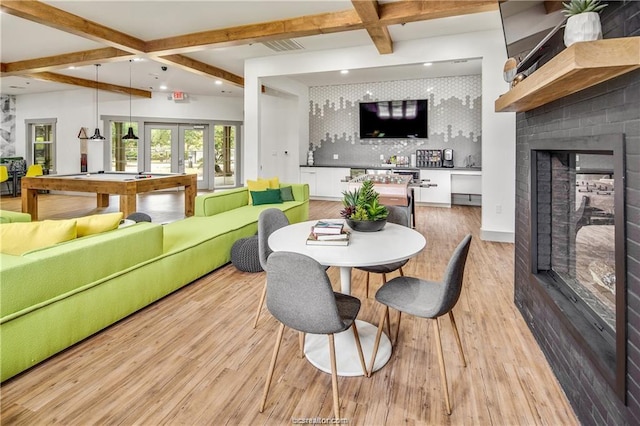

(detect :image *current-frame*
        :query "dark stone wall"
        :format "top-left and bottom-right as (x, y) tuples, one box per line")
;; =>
(513, 1), (640, 424)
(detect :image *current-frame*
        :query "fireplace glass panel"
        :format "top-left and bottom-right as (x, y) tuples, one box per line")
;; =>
(550, 154), (616, 330)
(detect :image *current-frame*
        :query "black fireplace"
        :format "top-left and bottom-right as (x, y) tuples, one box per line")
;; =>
(528, 134), (626, 397)
(513, 2), (639, 423)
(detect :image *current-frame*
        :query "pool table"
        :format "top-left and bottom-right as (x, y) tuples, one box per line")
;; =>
(21, 172), (197, 221)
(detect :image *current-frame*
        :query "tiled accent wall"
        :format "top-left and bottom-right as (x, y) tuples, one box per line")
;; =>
(514, 2), (640, 424)
(0, 95), (17, 157)
(308, 76), (481, 167)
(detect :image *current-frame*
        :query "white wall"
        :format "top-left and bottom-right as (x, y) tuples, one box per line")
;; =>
(244, 22), (516, 242)
(15, 90), (243, 174)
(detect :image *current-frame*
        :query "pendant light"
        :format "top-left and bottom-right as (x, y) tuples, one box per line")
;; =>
(122, 59), (139, 140)
(90, 64), (105, 140)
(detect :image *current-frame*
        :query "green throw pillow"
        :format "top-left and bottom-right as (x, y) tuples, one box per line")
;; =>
(251, 189), (283, 205)
(279, 186), (294, 202)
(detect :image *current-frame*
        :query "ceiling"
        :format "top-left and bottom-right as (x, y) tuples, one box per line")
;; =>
(1, 1), (502, 99)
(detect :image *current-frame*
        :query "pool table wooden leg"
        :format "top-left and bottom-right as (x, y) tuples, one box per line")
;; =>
(22, 188), (38, 221)
(119, 194), (137, 218)
(96, 193), (110, 208)
(184, 180), (196, 217)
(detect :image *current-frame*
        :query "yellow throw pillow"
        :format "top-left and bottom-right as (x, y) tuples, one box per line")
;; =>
(246, 179), (270, 205)
(76, 212), (124, 237)
(0, 219), (77, 256)
(262, 176), (280, 189)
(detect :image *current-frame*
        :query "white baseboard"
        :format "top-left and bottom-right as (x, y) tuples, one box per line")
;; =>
(480, 228), (514, 243)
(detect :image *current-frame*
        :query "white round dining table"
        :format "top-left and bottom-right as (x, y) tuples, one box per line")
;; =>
(268, 219), (426, 376)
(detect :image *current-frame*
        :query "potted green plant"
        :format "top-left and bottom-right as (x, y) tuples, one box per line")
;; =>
(563, 0), (607, 47)
(341, 179), (389, 232)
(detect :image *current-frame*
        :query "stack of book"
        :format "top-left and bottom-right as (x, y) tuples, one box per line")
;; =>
(307, 220), (350, 246)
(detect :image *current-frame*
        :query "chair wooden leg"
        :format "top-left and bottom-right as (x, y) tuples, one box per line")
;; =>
(350, 322), (367, 376)
(253, 279), (268, 329)
(299, 332), (306, 358)
(433, 318), (451, 415)
(399, 267), (405, 277)
(449, 311), (467, 367)
(365, 272), (370, 298)
(382, 274), (391, 338)
(260, 323), (285, 413)
(367, 306), (388, 376)
(394, 312), (402, 346)
(328, 334), (340, 419)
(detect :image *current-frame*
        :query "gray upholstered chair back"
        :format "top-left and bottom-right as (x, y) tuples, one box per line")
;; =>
(266, 251), (348, 334)
(386, 205), (410, 227)
(258, 208), (290, 270)
(432, 234), (472, 317)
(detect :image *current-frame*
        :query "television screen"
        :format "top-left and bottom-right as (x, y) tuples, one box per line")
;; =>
(359, 99), (428, 139)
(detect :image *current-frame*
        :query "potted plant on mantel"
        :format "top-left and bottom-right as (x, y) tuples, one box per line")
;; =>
(563, 0), (607, 47)
(341, 179), (389, 232)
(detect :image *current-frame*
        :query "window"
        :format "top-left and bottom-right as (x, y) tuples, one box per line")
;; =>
(111, 121), (139, 172)
(26, 119), (56, 173)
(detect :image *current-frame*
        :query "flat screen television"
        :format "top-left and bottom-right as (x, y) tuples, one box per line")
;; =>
(359, 99), (428, 139)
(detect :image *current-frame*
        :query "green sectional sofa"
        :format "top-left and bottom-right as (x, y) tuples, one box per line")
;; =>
(0, 210), (31, 223)
(0, 183), (308, 382)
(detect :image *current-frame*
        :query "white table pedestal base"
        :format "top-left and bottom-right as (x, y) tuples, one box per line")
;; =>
(304, 320), (391, 377)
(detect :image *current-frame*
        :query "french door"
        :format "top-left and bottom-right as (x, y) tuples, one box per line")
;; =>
(144, 124), (209, 189)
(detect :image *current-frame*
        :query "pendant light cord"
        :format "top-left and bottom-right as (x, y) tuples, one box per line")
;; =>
(128, 60), (132, 125)
(95, 64), (100, 128)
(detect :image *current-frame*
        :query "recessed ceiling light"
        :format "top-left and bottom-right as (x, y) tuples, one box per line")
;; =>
(68, 66), (76, 70)
(423, 62), (433, 67)
(215, 80), (222, 85)
(340, 70), (349, 74)
(133, 58), (144, 62)
(159, 85), (167, 90)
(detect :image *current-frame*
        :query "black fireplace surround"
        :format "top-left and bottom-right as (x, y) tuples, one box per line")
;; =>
(514, 2), (639, 424)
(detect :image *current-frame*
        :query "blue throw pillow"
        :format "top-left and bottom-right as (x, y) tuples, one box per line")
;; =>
(251, 189), (283, 205)
(279, 186), (294, 202)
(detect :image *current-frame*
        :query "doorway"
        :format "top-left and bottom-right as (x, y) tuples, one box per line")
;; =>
(144, 123), (209, 189)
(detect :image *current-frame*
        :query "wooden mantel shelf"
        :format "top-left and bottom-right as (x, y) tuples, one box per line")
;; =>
(495, 37), (640, 113)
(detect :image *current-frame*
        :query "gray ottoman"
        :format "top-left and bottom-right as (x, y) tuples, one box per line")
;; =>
(230, 235), (263, 272)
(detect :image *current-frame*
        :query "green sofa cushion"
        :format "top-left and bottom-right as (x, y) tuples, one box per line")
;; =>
(0, 210), (32, 224)
(0, 222), (163, 321)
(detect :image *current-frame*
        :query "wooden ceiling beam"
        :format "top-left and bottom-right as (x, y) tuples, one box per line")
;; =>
(145, 10), (364, 55)
(544, 1), (564, 14)
(157, 55), (245, 88)
(378, 0), (498, 26)
(0, 0), (146, 54)
(25, 72), (152, 98)
(351, 0), (393, 54)
(1, 48), (135, 76)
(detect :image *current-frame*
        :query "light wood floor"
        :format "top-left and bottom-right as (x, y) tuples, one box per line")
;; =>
(0, 193), (578, 425)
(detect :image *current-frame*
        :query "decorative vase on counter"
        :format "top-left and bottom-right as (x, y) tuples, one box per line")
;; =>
(564, 12), (603, 47)
(307, 150), (314, 166)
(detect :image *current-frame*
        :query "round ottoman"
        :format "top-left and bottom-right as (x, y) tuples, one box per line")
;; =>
(230, 235), (263, 273)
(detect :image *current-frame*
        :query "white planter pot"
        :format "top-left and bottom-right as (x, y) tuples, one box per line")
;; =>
(564, 12), (603, 47)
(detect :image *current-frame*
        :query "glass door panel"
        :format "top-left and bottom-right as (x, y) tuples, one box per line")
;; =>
(214, 124), (237, 188)
(181, 125), (208, 188)
(147, 125), (176, 174)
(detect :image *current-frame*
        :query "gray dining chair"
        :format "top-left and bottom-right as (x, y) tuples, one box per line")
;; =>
(259, 251), (367, 419)
(356, 205), (411, 298)
(367, 234), (472, 415)
(253, 208), (290, 328)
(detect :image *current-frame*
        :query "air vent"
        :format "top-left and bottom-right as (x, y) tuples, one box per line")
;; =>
(261, 39), (304, 52)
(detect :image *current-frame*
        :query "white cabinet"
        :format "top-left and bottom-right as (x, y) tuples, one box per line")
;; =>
(451, 172), (481, 194)
(299, 167), (317, 195)
(450, 170), (482, 206)
(416, 170), (451, 205)
(300, 167), (350, 199)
